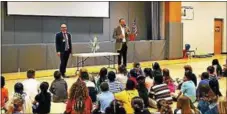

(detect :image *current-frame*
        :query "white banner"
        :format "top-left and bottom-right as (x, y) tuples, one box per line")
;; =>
(7, 2), (109, 17)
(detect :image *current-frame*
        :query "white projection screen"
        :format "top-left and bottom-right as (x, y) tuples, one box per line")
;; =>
(7, 2), (109, 17)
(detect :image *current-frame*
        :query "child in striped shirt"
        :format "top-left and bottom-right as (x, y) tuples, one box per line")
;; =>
(149, 75), (173, 108)
(107, 71), (124, 93)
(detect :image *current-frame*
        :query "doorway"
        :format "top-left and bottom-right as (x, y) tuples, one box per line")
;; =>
(214, 19), (223, 55)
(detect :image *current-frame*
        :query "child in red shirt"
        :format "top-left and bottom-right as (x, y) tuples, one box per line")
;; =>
(1, 76), (9, 112)
(128, 69), (138, 87)
(65, 79), (92, 114)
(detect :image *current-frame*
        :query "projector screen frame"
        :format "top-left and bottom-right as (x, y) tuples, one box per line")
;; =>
(6, 1), (110, 18)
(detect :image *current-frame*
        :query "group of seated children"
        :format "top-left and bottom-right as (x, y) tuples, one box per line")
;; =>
(1, 59), (227, 114)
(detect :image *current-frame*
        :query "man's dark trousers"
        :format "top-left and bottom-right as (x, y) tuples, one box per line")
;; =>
(117, 42), (127, 67)
(60, 50), (70, 75)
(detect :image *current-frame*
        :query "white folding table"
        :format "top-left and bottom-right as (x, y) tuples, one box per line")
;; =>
(72, 52), (119, 72)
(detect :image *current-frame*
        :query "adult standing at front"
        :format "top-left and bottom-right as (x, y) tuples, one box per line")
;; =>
(55, 24), (72, 78)
(113, 18), (130, 67)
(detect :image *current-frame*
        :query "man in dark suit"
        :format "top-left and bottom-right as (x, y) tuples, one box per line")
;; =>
(55, 24), (72, 78)
(113, 18), (130, 67)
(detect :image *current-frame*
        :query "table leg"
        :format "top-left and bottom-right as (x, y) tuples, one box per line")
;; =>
(75, 57), (79, 76)
(77, 57), (80, 71)
(82, 57), (84, 67)
(76, 57), (78, 71)
(108, 56), (110, 68)
(114, 55), (118, 73)
(113, 55), (115, 69)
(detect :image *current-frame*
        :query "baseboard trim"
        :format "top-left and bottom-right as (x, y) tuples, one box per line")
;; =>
(221, 52), (227, 54)
(208, 53), (214, 55)
(166, 57), (183, 60)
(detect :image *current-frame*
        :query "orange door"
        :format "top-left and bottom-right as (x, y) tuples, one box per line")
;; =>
(214, 19), (223, 55)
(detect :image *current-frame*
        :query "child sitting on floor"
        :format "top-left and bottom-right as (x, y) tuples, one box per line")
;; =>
(133, 62), (143, 76)
(107, 71), (123, 93)
(163, 68), (176, 93)
(1, 76), (9, 113)
(136, 75), (149, 108)
(33, 82), (51, 114)
(212, 59), (222, 77)
(49, 71), (68, 103)
(7, 93), (24, 114)
(80, 69), (98, 103)
(144, 68), (154, 92)
(7, 82), (32, 114)
(155, 99), (173, 114)
(131, 97), (151, 114)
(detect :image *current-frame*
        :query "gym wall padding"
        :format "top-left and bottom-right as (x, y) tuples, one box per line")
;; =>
(150, 40), (166, 61)
(164, 2), (183, 60)
(18, 44), (47, 71)
(1, 41), (167, 73)
(134, 41), (151, 62)
(165, 22), (183, 59)
(46, 44), (60, 69)
(1, 45), (19, 73)
(126, 42), (135, 63)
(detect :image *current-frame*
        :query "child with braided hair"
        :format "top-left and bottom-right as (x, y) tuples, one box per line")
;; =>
(131, 97), (151, 114)
(6, 82), (32, 114)
(65, 79), (92, 114)
(155, 99), (173, 114)
(6, 93), (24, 114)
(33, 82), (51, 114)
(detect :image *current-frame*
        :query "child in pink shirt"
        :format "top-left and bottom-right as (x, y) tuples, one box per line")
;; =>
(163, 68), (175, 93)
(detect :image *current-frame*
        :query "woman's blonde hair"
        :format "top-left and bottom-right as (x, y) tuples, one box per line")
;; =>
(177, 96), (193, 114)
(69, 79), (89, 101)
(218, 97), (227, 114)
(79, 68), (88, 76)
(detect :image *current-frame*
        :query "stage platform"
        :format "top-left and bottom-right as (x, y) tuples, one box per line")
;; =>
(2, 55), (226, 113)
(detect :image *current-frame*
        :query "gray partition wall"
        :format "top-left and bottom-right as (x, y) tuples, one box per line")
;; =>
(134, 41), (151, 62)
(1, 2), (183, 73)
(151, 40), (166, 60)
(165, 22), (183, 59)
(2, 41), (166, 73)
(2, 45), (19, 73)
